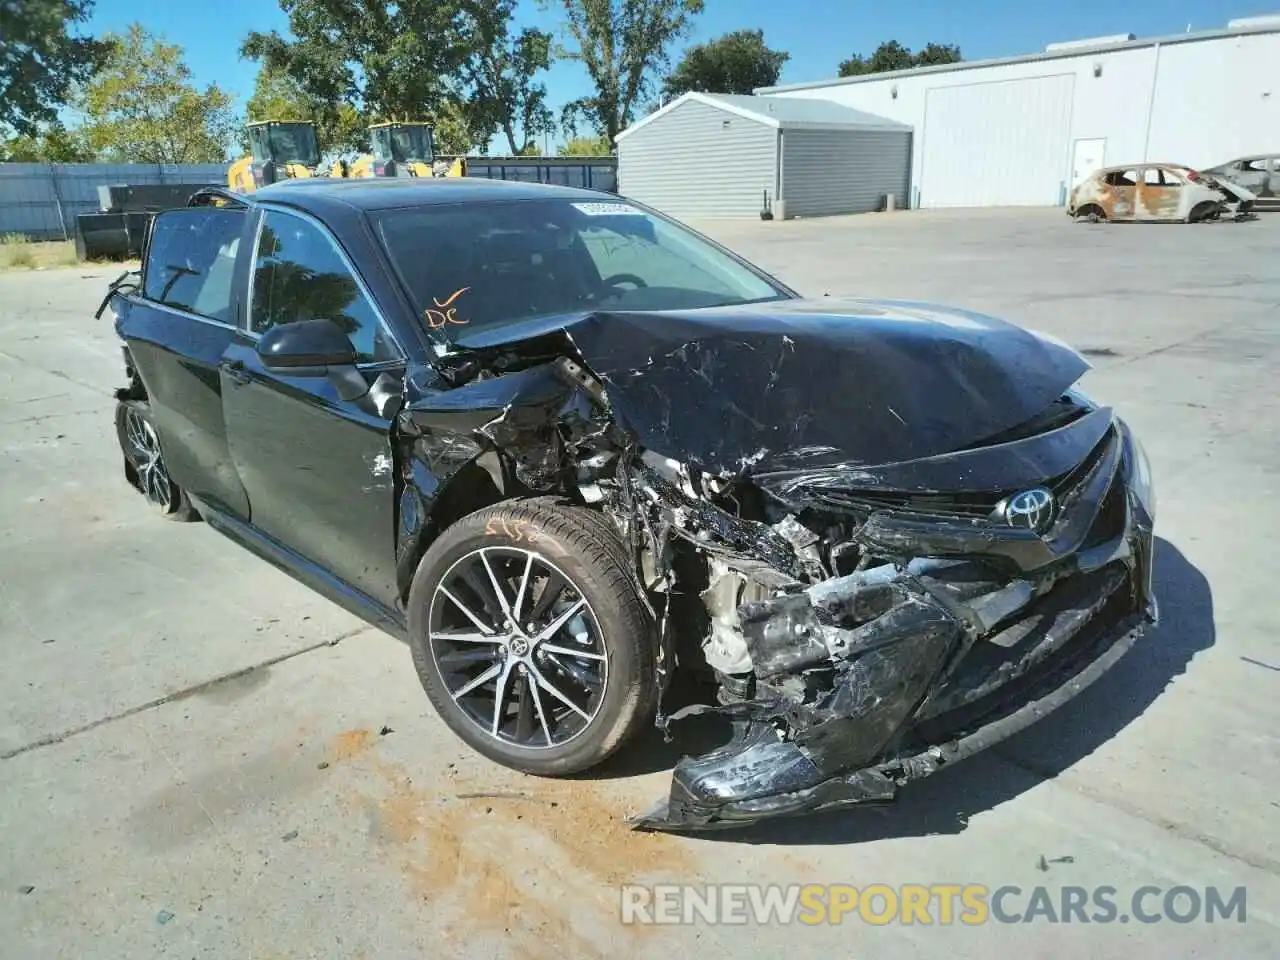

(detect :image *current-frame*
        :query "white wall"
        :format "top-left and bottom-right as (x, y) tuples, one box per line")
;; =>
(763, 30), (1280, 207)
(916, 74), (1075, 207)
(1146, 31), (1280, 166)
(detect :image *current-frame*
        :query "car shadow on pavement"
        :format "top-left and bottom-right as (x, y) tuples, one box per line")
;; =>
(626, 536), (1214, 843)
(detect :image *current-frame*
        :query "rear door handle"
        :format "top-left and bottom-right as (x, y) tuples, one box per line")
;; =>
(220, 358), (251, 385)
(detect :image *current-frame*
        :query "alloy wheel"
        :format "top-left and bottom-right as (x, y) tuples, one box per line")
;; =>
(123, 408), (175, 512)
(428, 547), (610, 749)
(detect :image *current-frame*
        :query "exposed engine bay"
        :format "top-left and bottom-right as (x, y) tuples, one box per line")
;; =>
(403, 299), (1158, 831)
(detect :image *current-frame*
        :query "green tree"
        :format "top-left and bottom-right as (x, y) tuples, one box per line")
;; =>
(661, 29), (788, 98)
(244, 62), (365, 155)
(1, 122), (94, 162)
(559, 134), (611, 156)
(77, 24), (237, 163)
(243, 1), (556, 158)
(543, 0), (704, 144)
(838, 40), (961, 77)
(242, 1), (470, 129)
(914, 42), (963, 67)
(432, 99), (484, 156)
(0, 0), (110, 137)
(458, 0), (555, 155)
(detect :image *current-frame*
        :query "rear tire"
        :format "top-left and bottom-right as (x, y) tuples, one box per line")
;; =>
(407, 497), (658, 776)
(1075, 204), (1106, 224)
(114, 400), (199, 521)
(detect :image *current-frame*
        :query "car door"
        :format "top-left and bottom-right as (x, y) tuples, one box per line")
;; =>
(116, 206), (253, 518)
(1100, 169), (1137, 219)
(1133, 166), (1185, 221)
(219, 206), (406, 608)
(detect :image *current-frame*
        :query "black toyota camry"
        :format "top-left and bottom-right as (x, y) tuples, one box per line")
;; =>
(100, 178), (1157, 832)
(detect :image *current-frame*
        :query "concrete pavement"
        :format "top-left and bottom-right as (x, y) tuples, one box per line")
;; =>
(1, 209), (1277, 958)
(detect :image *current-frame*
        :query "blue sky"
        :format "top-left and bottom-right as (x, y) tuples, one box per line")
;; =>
(84, 0), (1278, 148)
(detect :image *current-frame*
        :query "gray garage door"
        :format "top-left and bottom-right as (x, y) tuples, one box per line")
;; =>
(919, 75), (1074, 208)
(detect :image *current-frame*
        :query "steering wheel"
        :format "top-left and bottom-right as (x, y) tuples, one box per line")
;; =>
(600, 272), (648, 291)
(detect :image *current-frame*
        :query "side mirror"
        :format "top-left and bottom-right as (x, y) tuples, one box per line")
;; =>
(257, 318), (356, 370)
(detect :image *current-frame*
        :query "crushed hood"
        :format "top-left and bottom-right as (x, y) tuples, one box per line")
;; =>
(453, 297), (1089, 478)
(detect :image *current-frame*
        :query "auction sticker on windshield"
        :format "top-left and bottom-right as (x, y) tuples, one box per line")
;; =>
(572, 202), (639, 216)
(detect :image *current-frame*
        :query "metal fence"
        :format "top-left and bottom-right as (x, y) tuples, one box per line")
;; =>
(0, 157), (619, 241)
(0, 163), (231, 241)
(458, 156), (619, 193)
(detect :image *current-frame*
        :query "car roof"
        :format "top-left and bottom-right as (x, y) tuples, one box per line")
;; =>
(1097, 162), (1186, 172)
(251, 176), (617, 218)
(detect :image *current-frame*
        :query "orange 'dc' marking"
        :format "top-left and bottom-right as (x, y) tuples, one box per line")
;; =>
(425, 286), (471, 328)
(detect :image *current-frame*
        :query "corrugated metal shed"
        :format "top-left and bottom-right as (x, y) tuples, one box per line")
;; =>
(782, 129), (912, 218)
(0, 163), (231, 240)
(756, 16), (1280, 209)
(616, 92), (912, 220)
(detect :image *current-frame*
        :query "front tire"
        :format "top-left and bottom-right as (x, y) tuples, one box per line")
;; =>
(407, 497), (658, 776)
(1188, 201), (1220, 223)
(114, 400), (198, 521)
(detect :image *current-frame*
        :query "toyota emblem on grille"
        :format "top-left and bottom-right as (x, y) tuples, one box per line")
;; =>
(996, 487), (1056, 532)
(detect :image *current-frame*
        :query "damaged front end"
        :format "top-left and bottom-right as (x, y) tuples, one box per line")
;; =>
(431, 301), (1158, 832)
(620, 405), (1157, 832)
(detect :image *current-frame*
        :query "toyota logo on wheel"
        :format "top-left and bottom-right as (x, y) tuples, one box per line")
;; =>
(996, 487), (1056, 532)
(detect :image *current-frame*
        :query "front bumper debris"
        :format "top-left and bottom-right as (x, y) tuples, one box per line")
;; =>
(630, 421), (1157, 833)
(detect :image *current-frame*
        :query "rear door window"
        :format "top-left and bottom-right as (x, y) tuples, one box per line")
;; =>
(142, 209), (245, 323)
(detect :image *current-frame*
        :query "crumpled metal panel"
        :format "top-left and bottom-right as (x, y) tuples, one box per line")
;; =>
(453, 296), (1089, 478)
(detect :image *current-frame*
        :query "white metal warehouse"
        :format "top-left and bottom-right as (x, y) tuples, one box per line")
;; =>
(615, 92), (912, 219)
(756, 14), (1280, 209)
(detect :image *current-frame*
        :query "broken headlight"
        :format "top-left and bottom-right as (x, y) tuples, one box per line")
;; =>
(1065, 383), (1100, 412)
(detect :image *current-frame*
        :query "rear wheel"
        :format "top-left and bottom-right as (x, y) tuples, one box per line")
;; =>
(114, 400), (198, 521)
(407, 497), (658, 776)
(1075, 204), (1106, 223)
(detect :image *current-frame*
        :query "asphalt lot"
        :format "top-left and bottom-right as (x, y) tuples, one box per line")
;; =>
(2, 207), (1278, 958)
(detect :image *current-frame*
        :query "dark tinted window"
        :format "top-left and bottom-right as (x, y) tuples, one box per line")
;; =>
(249, 211), (398, 363)
(391, 126), (433, 161)
(142, 209), (244, 322)
(248, 123), (320, 166)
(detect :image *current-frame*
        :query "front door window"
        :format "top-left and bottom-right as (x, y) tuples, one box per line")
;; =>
(249, 211), (399, 362)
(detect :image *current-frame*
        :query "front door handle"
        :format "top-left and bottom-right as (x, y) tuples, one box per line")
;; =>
(220, 358), (251, 385)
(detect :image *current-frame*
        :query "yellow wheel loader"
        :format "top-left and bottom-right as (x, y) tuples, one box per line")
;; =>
(228, 121), (324, 193)
(338, 122), (467, 179)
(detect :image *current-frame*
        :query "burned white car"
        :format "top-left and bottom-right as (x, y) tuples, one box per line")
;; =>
(105, 180), (1158, 834)
(1069, 162), (1255, 222)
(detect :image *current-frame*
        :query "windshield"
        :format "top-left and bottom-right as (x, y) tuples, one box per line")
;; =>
(261, 124), (319, 166)
(391, 126), (433, 162)
(373, 198), (788, 339)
